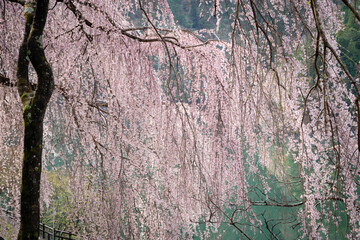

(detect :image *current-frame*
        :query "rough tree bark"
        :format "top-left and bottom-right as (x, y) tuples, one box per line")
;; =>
(16, 0), (54, 239)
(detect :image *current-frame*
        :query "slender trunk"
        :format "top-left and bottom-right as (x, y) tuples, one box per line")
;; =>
(16, 0), (53, 239)
(18, 107), (45, 239)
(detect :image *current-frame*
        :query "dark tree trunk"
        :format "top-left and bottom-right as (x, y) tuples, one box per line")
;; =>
(16, 0), (54, 239)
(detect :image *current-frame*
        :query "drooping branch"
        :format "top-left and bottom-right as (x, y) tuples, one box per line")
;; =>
(310, 0), (360, 151)
(63, 0), (217, 49)
(310, 0), (359, 94)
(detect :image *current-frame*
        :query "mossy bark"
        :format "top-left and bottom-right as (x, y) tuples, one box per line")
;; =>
(17, 107), (44, 239)
(16, 1), (54, 239)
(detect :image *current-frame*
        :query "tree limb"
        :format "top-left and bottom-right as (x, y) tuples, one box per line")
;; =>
(341, 0), (360, 23)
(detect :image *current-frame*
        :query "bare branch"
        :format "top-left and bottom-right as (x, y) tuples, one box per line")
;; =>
(341, 0), (360, 23)
(250, 201), (304, 207)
